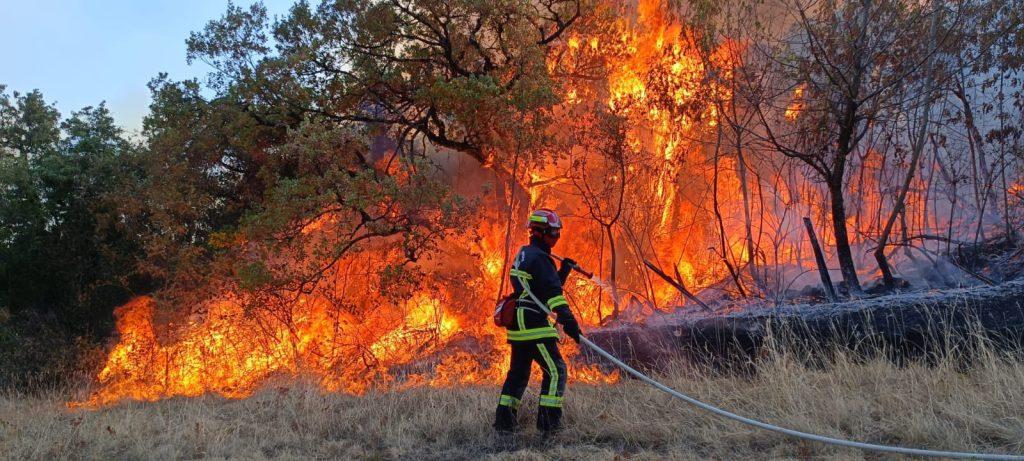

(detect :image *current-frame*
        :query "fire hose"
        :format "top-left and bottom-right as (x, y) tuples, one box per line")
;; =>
(516, 256), (1024, 460)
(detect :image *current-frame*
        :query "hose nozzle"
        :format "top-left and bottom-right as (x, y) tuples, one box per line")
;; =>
(549, 253), (595, 279)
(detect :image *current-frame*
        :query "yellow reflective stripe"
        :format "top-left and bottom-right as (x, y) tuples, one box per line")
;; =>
(506, 327), (559, 341)
(536, 343), (559, 398)
(498, 394), (521, 408)
(516, 276), (533, 300)
(516, 305), (525, 330)
(539, 395), (564, 408)
(510, 269), (533, 279)
(507, 327), (559, 340)
(546, 295), (568, 309)
(529, 215), (547, 223)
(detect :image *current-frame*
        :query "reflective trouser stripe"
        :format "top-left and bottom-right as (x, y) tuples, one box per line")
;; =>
(539, 395), (564, 408)
(507, 327), (559, 341)
(536, 343), (559, 399)
(498, 394), (521, 409)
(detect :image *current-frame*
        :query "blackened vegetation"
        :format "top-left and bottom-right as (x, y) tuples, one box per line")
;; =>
(586, 280), (1024, 374)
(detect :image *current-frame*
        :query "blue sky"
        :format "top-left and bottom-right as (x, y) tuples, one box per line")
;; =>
(0, 0), (296, 135)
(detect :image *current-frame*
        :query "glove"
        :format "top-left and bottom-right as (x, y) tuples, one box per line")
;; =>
(562, 320), (582, 343)
(555, 307), (582, 343)
(558, 258), (576, 283)
(559, 257), (577, 273)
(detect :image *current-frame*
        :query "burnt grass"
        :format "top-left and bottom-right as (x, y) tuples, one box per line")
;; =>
(586, 279), (1024, 374)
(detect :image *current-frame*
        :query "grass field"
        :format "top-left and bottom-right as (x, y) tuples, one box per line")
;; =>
(2, 341), (1024, 460)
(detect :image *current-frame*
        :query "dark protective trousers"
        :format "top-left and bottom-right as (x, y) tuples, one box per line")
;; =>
(493, 339), (567, 432)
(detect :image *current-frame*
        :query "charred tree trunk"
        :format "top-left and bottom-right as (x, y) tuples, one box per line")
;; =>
(643, 259), (713, 312)
(825, 0), (873, 297)
(829, 174), (864, 296)
(804, 217), (839, 302)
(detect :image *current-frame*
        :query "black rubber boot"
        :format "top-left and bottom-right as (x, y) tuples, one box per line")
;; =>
(494, 405), (518, 433)
(537, 406), (563, 436)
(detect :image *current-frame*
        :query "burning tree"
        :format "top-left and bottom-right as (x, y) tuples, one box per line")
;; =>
(680, 0), (1024, 296)
(567, 105), (635, 321)
(750, 0), (955, 295)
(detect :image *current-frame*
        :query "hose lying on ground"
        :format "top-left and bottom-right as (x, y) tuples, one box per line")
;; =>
(578, 335), (1022, 460)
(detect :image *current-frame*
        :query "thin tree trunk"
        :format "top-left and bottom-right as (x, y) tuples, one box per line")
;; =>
(899, 208), (917, 262)
(830, 176), (863, 296)
(997, 74), (1014, 242)
(605, 224), (620, 321)
(497, 133), (525, 299)
(875, 21), (935, 291)
(804, 217), (839, 302)
(596, 228), (605, 322)
(712, 126), (748, 298)
(736, 137), (760, 293)
(955, 78), (996, 243)
(642, 260), (713, 312)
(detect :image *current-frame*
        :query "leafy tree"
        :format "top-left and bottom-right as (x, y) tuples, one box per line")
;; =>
(0, 88), (143, 385)
(221, 119), (468, 326)
(0, 89), (58, 314)
(753, 0), (950, 296)
(184, 0), (580, 170)
(127, 74), (291, 301)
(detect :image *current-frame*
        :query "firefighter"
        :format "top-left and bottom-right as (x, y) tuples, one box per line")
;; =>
(494, 208), (583, 435)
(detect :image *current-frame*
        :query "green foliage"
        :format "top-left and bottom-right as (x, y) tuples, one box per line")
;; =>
(0, 87), (60, 158)
(183, 0), (575, 165)
(0, 89), (143, 387)
(226, 118), (469, 297)
(235, 261), (275, 290)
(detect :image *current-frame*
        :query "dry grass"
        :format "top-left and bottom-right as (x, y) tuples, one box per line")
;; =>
(2, 343), (1024, 460)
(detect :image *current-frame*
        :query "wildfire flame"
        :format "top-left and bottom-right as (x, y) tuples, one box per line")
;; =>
(785, 84), (806, 121)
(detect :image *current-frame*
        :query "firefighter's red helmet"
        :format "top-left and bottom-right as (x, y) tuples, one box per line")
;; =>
(527, 208), (563, 230)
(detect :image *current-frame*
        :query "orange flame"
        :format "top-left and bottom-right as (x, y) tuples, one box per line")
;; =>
(785, 84), (806, 121)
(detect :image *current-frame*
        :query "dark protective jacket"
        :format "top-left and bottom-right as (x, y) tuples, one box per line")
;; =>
(505, 237), (579, 342)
